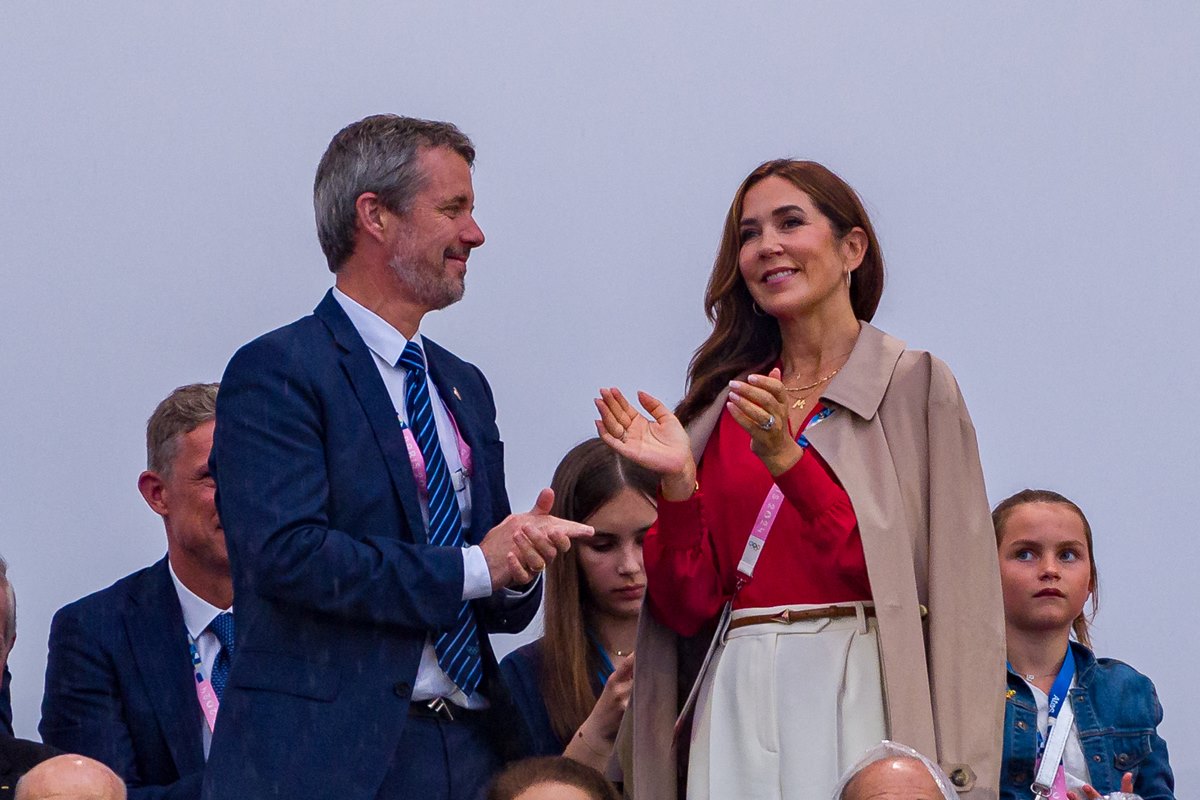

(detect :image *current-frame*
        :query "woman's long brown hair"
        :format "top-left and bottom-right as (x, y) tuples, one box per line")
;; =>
(675, 160), (885, 427)
(541, 438), (657, 743)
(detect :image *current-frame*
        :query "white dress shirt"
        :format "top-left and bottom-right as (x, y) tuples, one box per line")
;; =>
(168, 562), (232, 758)
(333, 288), (529, 708)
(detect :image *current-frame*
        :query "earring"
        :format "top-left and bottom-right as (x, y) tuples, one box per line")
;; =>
(751, 301), (767, 317)
(844, 269), (852, 288)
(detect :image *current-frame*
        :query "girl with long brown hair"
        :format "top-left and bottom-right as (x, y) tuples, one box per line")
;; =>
(595, 160), (1005, 799)
(500, 439), (657, 772)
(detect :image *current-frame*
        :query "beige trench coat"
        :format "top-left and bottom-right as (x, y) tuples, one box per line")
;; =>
(614, 323), (1005, 799)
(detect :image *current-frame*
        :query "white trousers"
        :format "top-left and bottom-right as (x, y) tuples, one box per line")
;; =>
(686, 603), (887, 800)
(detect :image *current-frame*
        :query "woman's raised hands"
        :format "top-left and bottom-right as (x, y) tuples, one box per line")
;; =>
(594, 388), (697, 499)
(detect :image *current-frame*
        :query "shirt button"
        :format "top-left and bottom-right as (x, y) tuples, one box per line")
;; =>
(393, 681), (411, 698)
(1093, 754), (1102, 762)
(1116, 754), (1130, 766)
(1016, 720), (1028, 731)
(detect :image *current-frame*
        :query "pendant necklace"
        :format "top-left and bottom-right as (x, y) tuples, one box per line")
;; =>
(784, 366), (842, 410)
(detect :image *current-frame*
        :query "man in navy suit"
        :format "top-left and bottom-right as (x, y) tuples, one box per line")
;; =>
(203, 115), (591, 800)
(40, 384), (229, 800)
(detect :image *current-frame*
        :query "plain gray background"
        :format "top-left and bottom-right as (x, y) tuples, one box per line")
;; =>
(2, 2), (1195, 789)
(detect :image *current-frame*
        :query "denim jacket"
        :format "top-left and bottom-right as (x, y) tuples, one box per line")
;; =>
(1000, 641), (1174, 799)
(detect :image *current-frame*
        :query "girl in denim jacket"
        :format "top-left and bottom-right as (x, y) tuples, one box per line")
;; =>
(994, 490), (1174, 800)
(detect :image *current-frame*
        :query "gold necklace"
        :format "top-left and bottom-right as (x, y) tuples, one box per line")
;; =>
(789, 389), (819, 411)
(784, 367), (841, 410)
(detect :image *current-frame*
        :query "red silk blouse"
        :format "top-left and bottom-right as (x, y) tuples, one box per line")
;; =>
(645, 404), (872, 637)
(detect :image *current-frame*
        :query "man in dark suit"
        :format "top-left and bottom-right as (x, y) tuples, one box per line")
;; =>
(1, 556), (59, 800)
(203, 115), (591, 800)
(40, 384), (228, 800)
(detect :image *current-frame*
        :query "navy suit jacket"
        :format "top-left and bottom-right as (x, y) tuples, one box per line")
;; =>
(1, 668), (11, 737)
(39, 557), (205, 800)
(202, 292), (539, 800)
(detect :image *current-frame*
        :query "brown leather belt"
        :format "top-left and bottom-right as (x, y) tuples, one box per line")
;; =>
(727, 604), (875, 632)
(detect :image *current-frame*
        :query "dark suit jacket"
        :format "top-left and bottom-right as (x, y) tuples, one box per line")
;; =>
(202, 291), (539, 800)
(0, 734), (60, 800)
(498, 640), (570, 759)
(0, 668), (11, 737)
(39, 558), (204, 800)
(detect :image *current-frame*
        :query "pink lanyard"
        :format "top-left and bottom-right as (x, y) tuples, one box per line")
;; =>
(735, 405), (834, 587)
(676, 405), (835, 738)
(398, 409), (473, 498)
(187, 635), (219, 733)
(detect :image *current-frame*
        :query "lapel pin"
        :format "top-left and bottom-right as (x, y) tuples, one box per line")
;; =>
(453, 386), (463, 401)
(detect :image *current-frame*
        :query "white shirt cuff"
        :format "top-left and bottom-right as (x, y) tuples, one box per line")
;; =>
(460, 545), (542, 600)
(461, 545), (494, 600)
(504, 573), (540, 599)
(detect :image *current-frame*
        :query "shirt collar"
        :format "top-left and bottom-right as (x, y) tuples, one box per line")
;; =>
(331, 286), (424, 367)
(168, 560), (230, 640)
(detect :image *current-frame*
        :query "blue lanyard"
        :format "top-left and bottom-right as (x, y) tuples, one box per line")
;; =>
(585, 630), (616, 688)
(1010, 648), (1075, 758)
(796, 406), (834, 449)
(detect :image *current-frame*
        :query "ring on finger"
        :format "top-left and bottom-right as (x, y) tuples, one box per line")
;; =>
(529, 563), (545, 573)
(759, 414), (776, 432)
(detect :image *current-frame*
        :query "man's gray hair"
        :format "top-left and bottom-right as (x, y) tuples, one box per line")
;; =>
(313, 114), (476, 272)
(0, 554), (15, 656)
(146, 383), (219, 477)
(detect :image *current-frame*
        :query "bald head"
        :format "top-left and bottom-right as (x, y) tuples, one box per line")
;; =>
(841, 756), (943, 800)
(15, 755), (127, 800)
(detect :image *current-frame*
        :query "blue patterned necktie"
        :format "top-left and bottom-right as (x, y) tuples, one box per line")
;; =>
(207, 611), (235, 701)
(398, 340), (482, 696)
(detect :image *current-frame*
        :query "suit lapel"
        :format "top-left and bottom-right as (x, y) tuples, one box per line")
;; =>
(425, 341), (494, 536)
(314, 292), (427, 543)
(125, 558), (205, 776)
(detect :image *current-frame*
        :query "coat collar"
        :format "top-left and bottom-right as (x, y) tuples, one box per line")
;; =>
(424, 338), (496, 539)
(315, 289), (370, 355)
(1069, 640), (1098, 687)
(314, 290), (428, 541)
(685, 321), (906, 456)
(313, 290), (495, 542)
(821, 322), (906, 421)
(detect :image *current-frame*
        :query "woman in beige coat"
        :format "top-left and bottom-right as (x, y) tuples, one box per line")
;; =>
(595, 160), (1004, 799)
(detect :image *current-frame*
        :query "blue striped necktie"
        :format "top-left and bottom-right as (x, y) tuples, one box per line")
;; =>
(398, 340), (482, 697)
(207, 612), (235, 701)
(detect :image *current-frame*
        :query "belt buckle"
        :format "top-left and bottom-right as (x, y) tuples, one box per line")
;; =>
(426, 697), (455, 722)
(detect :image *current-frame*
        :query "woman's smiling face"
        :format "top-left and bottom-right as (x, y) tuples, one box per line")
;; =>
(737, 175), (863, 321)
